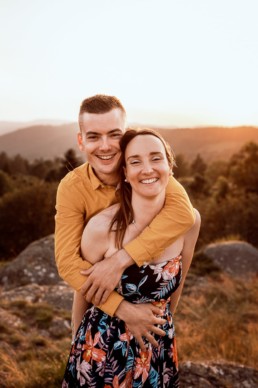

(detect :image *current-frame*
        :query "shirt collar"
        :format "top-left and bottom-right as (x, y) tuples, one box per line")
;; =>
(88, 164), (119, 191)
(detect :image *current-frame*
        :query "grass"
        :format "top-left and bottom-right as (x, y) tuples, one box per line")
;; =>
(0, 299), (72, 387)
(175, 274), (258, 368)
(0, 267), (257, 386)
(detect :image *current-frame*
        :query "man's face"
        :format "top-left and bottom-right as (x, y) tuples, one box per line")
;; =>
(78, 108), (126, 185)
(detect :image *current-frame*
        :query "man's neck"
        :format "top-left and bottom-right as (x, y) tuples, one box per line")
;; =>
(93, 169), (119, 187)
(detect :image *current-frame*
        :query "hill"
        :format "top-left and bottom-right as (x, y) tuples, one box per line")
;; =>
(0, 123), (258, 162)
(0, 120), (71, 137)
(157, 125), (258, 162)
(0, 123), (79, 161)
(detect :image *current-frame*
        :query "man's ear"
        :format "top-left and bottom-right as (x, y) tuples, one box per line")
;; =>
(77, 132), (84, 151)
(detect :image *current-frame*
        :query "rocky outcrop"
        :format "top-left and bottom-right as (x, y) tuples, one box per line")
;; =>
(0, 235), (59, 290)
(180, 361), (258, 387)
(0, 282), (73, 310)
(202, 241), (258, 279)
(0, 236), (258, 387)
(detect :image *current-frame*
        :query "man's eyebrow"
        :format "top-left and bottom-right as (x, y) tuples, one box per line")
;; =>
(85, 129), (122, 136)
(127, 151), (163, 161)
(108, 129), (123, 134)
(85, 131), (99, 136)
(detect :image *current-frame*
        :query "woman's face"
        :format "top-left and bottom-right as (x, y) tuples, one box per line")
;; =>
(124, 134), (171, 198)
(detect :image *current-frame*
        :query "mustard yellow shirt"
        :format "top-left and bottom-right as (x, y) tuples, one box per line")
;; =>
(55, 162), (195, 316)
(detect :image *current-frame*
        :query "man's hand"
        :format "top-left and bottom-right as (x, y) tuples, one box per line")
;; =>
(80, 249), (134, 305)
(115, 301), (166, 352)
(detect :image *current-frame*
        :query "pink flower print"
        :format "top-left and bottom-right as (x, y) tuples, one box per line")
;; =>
(134, 349), (152, 382)
(162, 256), (181, 281)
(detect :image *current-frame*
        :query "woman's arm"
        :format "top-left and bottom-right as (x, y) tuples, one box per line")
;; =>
(72, 290), (90, 339)
(170, 209), (201, 315)
(71, 214), (110, 337)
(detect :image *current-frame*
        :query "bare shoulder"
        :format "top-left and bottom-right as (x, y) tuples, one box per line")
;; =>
(193, 209), (201, 229)
(185, 209), (201, 237)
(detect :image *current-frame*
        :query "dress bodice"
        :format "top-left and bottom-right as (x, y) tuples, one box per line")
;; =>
(116, 255), (182, 304)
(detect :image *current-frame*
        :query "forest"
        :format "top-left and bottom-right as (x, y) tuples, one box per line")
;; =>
(0, 141), (258, 261)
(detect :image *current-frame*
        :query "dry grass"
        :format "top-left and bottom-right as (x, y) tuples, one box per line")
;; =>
(0, 299), (71, 387)
(175, 274), (258, 368)
(0, 269), (257, 386)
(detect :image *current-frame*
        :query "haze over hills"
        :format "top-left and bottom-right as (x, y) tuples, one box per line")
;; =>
(0, 120), (72, 136)
(0, 123), (258, 162)
(0, 123), (79, 161)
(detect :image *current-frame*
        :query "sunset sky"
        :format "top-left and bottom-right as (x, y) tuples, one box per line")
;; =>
(0, 0), (258, 127)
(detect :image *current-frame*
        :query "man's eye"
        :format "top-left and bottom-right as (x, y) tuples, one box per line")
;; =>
(86, 136), (98, 141)
(111, 133), (122, 138)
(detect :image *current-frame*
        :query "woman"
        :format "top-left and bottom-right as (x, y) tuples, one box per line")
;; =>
(63, 129), (200, 387)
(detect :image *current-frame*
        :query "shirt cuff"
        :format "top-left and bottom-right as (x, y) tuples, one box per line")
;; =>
(97, 292), (124, 317)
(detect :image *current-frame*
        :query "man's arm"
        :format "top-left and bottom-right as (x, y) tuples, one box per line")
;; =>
(124, 176), (195, 265)
(81, 176), (195, 304)
(55, 178), (123, 316)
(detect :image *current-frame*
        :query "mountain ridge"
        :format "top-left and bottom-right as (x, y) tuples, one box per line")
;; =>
(0, 123), (257, 162)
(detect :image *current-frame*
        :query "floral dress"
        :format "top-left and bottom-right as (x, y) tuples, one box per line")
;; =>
(62, 255), (182, 387)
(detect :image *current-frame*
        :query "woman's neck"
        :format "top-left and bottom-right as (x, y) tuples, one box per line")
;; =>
(131, 191), (166, 230)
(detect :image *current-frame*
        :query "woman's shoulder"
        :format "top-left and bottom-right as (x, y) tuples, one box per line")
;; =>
(184, 208), (201, 241)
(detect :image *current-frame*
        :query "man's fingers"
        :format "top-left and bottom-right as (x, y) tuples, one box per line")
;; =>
(93, 288), (106, 306)
(135, 336), (147, 352)
(80, 267), (94, 275)
(84, 284), (98, 303)
(99, 290), (110, 306)
(154, 316), (167, 326)
(151, 306), (164, 316)
(150, 326), (166, 337)
(144, 332), (159, 348)
(80, 280), (91, 296)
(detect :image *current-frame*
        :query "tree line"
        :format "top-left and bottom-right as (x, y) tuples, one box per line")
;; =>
(0, 142), (257, 260)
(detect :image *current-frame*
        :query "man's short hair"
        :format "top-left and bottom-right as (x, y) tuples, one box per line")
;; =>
(79, 94), (126, 116)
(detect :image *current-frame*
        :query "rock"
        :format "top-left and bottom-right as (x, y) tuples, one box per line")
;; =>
(0, 235), (60, 290)
(49, 317), (72, 338)
(0, 282), (73, 310)
(202, 241), (258, 279)
(180, 361), (258, 387)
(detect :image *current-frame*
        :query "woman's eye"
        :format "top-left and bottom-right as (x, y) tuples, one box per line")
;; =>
(152, 156), (161, 161)
(130, 160), (140, 165)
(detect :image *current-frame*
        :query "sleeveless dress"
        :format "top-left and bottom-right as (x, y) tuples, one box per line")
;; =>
(62, 255), (182, 388)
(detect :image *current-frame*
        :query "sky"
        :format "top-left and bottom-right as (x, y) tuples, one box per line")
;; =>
(0, 0), (258, 127)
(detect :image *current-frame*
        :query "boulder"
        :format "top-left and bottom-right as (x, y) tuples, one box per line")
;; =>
(202, 241), (258, 279)
(0, 282), (73, 310)
(180, 361), (258, 387)
(0, 235), (60, 290)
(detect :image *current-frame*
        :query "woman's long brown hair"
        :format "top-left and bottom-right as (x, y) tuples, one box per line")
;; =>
(110, 128), (174, 249)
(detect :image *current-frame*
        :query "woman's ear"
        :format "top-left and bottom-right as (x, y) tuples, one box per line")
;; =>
(77, 132), (84, 151)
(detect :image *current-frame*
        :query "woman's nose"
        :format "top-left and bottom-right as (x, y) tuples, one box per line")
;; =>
(142, 162), (154, 174)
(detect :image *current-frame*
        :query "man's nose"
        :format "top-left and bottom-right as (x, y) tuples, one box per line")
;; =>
(99, 136), (111, 151)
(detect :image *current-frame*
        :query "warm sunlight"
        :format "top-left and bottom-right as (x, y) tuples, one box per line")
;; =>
(0, 0), (257, 126)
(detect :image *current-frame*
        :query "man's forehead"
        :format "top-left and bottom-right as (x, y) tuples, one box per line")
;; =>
(79, 110), (126, 133)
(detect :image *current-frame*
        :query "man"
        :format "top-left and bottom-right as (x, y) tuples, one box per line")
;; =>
(55, 94), (195, 350)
